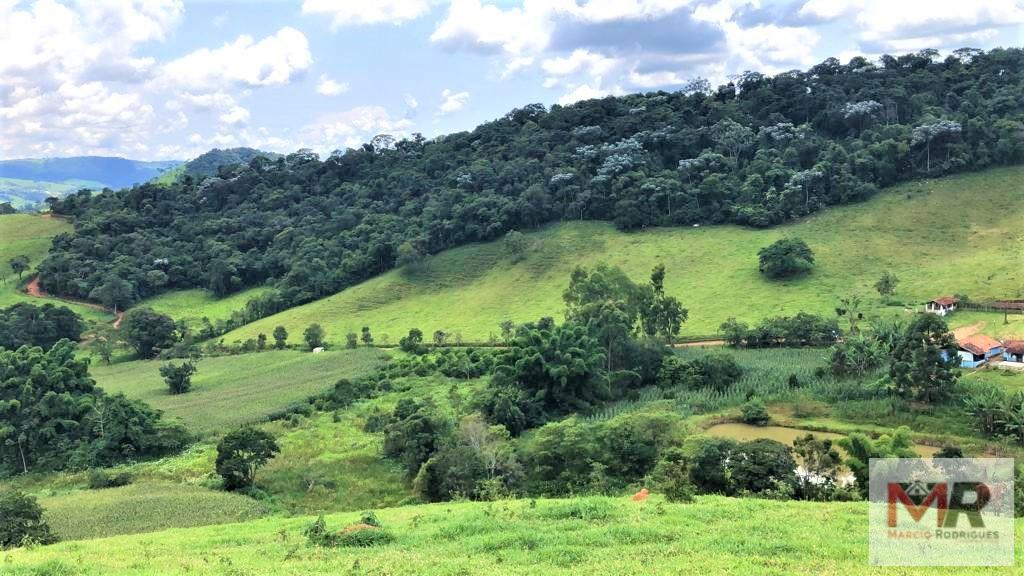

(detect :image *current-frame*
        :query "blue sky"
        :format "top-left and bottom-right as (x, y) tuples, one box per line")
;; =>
(1, 0), (1022, 160)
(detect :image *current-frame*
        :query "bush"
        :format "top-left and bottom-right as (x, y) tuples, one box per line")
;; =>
(758, 238), (814, 279)
(740, 399), (770, 426)
(304, 513), (394, 548)
(649, 447), (695, 502)
(659, 353), (743, 391)
(160, 360), (197, 395)
(87, 469), (132, 489)
(0, 490), (56, 549)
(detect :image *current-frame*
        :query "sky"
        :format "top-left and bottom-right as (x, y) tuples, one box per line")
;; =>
(1, 0), (1022, 161)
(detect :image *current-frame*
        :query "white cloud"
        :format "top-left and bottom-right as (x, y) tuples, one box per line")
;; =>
(316, 74), (349, 96)
(219, 105), (250, 125)
(854, 0), (1024, 51)
(302, 0), (429, 28)
(541, 49), (619, 77)
(0, 0), (183, 159)
(628, 68), (689, 88)
(437, 89), (470, 116)
(558, 79), (624, 105)
(298, 106), (415, 153)
(162, 27), (312, 90)
(430, 0), (553, 56)
(404, 93), (419, 109)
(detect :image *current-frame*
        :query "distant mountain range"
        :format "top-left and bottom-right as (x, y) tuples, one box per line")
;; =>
(0, 148), (279, 210)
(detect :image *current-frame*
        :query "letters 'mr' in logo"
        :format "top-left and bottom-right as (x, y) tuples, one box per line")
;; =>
(887, 481), (991, 528)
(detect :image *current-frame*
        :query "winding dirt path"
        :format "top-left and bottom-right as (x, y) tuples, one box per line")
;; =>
(24, 276), (120, 327)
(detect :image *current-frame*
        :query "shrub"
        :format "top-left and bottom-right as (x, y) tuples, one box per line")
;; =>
(758, 238), (814, 279)
(0, 490), (56, 549)
(659, 353), (743, 391)
(649, 447), (695, 502)
(304, 513), (394, 548)
(87, 469), (132, 489)
(159, 360), (198, 395)
(740, 399), (770, 426)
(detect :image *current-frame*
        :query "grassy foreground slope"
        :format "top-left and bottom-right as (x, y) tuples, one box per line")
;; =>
(38, 483), (268, 541)
(93, 349), (386, 434)
(7, 496), (1020, 575)
(225, 167), (1024, 345)
(0, 214), (110, 322)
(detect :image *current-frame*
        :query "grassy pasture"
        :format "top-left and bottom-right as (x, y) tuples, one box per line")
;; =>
(138, 286), (272, 328)
(38, 483), (268, 541)
(7, 495), (1023, 575)
(221, 167), (1024, 346)
(92, 348), (387, 434)
(0, 213), (111, 322)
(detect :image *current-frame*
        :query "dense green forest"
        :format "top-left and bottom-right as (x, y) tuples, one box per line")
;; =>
(38, 48), (1024, 315)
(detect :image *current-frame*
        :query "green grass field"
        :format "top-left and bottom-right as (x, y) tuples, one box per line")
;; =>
(38, 483), (268, 541)
(220, 167), (1024, 346)
(139, 286), (271, 327)
(0, 213), (111, 322)
(92, 348), (387, 434)
(7, 495), (1022, 575)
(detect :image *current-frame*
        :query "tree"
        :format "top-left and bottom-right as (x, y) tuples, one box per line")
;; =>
(839, 427), (916, 496)
(160, 360), (198, 395)
(0, 490), (56, 549)
(361, 326), (373, 346)
(874, 271), (899, 300)
(504, 230), (529, 262)
(256, 333), (267, 350)
(396, 241), (424, 270)
(215, 427), (280, 491)
(0, 340), (187, 475)
(640, 264), (687, 342)
(120, 307), (176, 359)
(345, 332), (358, 349)
(0, 302), (84, 350)
(272, 325), (288, 349)
(399, 328), (426, 354)
(758, 238), (814, 279)
(88, 276), (136, 314)
(433, 330), (448, 347)
(499, 320), (515, 344)
(649, 447), (695, 502)
(89, 325), (117, 364)
(835, 295), (863, 335)
(303, 323), (325, 350)
(8, 255), (29, 280)
(889, 314), (959, 403)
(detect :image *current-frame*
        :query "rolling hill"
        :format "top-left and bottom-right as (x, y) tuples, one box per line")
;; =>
(0, 156), (182, 208)
(219, 166), (1024, 345)
(6, 495), (1020, 575)
(0, 213), (112, 322)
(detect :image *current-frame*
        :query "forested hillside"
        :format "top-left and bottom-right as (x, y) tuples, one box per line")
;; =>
(38, 48), (1024, 315)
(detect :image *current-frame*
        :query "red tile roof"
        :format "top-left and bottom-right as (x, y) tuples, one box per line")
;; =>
(958, 334), (1002, 356)
(1004, 341), (1024, 356)
(930, 296), (959, 306)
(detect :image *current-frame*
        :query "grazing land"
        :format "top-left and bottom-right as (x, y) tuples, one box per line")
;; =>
(92, 348), (387, 434)
(0, 213), (111, 322)
(6, 495), (1022, 576)
(139, 286), (272, 327)
(220, 167), (1024, 345)
(38, 483), (268, 541)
